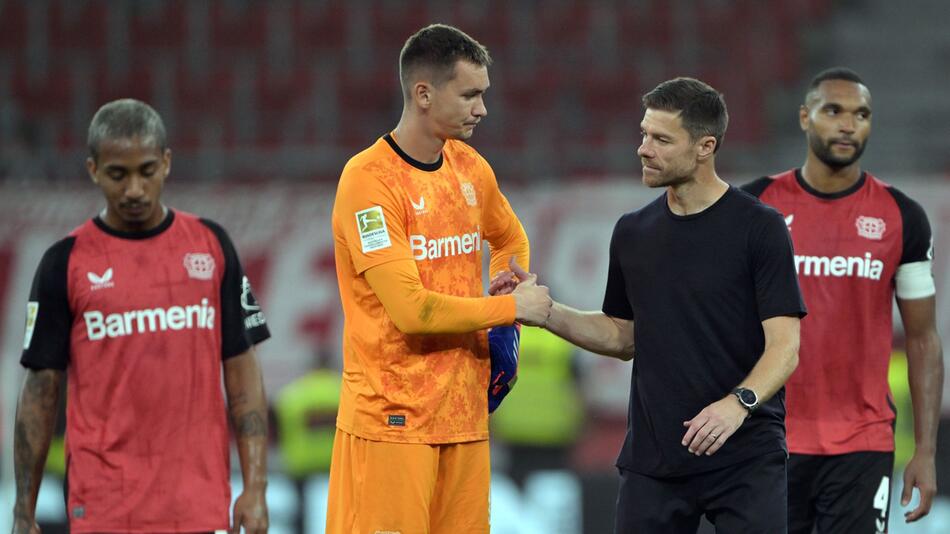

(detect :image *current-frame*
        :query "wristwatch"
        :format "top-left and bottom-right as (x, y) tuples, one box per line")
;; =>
(732, 387), (759, 417)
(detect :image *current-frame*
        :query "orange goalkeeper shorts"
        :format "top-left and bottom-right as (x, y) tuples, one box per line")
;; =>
(325, 429), (490, 534)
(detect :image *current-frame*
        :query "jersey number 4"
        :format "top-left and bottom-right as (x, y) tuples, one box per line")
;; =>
(873, 475), (890, 534)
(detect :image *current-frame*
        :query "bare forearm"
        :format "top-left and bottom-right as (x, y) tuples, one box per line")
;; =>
(739, 344), (798, 402)
(738, 316), (800, 402)
(906, 331), (943, 454)
(224, 352), (269, 490)
(545, 301), (634, 359)
(13, 369), (63, 520)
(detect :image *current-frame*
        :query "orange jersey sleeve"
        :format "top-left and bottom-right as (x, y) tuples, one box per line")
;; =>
(476, 154), (530, 276)
(365, 259), (515, 334)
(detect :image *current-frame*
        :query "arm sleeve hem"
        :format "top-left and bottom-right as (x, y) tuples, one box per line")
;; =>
(758, 308), (808, 321)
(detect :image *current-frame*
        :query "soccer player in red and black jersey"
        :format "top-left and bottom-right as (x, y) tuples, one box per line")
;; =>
(12, 100), (271, 534)
(743, 68), (944, 533)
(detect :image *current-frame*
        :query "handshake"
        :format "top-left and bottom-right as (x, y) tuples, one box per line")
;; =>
(486, 257), (553, 413)
(490, 257), (554, 327)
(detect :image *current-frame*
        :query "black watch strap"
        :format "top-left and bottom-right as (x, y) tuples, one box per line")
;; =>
(732, 387), (758, 416)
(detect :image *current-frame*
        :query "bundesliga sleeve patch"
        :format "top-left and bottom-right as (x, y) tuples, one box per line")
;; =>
(355, 206), (392, 253)
(23, 301), (38, 349)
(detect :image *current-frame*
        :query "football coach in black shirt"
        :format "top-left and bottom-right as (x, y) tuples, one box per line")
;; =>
(498, 78), (806, 533)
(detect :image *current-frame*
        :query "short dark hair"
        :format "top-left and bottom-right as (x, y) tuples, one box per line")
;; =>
(642, 77), (729, 153)
(809, 67), (865, 90)
(805, 67), (868, 104)
(87, 99), (167, 161)
(399, 24), (492, 98)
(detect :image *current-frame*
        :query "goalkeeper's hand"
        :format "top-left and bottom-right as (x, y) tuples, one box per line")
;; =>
(488, 323), (520, 413)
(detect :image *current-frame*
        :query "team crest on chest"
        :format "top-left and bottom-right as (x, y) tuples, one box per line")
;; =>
(855, 216), (886, 240)
(183, 253), (215, 280)
(460, 181), (477, 206)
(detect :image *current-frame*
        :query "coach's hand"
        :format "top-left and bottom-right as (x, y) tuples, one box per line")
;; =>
(901, 451), (937, 522)
(681, 396), (747, 456)
(510, 259), (552, 326)
(232, 487), (268, 534)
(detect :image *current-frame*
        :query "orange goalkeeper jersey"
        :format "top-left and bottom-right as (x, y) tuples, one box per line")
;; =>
(332, 134), (528, 444)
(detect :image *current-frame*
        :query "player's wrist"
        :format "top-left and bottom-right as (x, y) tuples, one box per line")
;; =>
(242, 484), (268, 496)
(730, 387), (758, 418)
(542, 301), (563, 330)
(724, 397), (747, 420)
(12, 509), (36, 531)
(13, 499), (35, 517)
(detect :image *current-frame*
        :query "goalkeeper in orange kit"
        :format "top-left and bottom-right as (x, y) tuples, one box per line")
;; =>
(327, 23), (551, 533)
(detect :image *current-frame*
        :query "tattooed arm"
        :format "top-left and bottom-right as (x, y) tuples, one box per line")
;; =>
(12, 368), (64, 534)
(223, 348), (269, 534)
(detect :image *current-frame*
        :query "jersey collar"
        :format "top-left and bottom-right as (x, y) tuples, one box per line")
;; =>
(795, 168), (867, 200)
(93, 208), (175, 240)
(384, 133), (444, 172)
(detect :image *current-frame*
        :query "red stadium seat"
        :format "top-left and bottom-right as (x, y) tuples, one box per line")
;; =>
(3, 0), (828, 182)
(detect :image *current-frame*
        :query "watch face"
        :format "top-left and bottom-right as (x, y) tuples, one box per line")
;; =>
(738, 389), (757, 405)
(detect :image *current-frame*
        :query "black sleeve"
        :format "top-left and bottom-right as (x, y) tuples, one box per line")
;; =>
(200, 219), (271, 359)
(739, 176), (775, 198)
(886, 186), (933, 264)
(749, 208), (807, 320)
(602, 216), (634, 320)
(21, 237), (75, 370)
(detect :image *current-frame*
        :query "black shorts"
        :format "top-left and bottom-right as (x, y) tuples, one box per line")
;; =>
(788, 451), (894, 534)
(615, 450), (787, 534)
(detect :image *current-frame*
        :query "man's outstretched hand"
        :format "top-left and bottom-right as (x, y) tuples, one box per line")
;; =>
(502, 257), (552, 327)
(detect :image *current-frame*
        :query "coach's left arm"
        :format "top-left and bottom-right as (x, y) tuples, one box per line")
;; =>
(681, 315), (800, 456)
(224, 348), (269, 534)
(897, 295), (943, 523)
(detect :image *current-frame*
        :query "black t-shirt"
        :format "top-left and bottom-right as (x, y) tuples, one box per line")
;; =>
(603, 187), (806, 477)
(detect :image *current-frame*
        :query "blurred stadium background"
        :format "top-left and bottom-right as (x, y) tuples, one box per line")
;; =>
(1, 1), (949, 532)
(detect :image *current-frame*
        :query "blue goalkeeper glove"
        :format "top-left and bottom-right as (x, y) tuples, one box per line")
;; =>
(488, 324), (520, 414)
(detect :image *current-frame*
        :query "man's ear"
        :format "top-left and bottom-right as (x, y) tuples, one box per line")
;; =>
(163, 148), (172, 178)
(696, 135), (717, 161)
(413, 81), (433, 110)
(86, 157), (99, 184)
(799, 105), (810, 132)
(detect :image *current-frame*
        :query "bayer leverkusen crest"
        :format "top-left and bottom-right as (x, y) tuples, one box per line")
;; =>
(183, 253), (215, 280)
(855, 216), (886, 240)
(460, 182), (478, 206)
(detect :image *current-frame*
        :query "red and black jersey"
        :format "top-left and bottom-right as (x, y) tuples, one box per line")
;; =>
(20, 209), (270, 533)
(743, 169), (932, 455)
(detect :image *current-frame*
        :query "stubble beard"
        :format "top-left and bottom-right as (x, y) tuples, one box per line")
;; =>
(809, 131), (867, 169)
